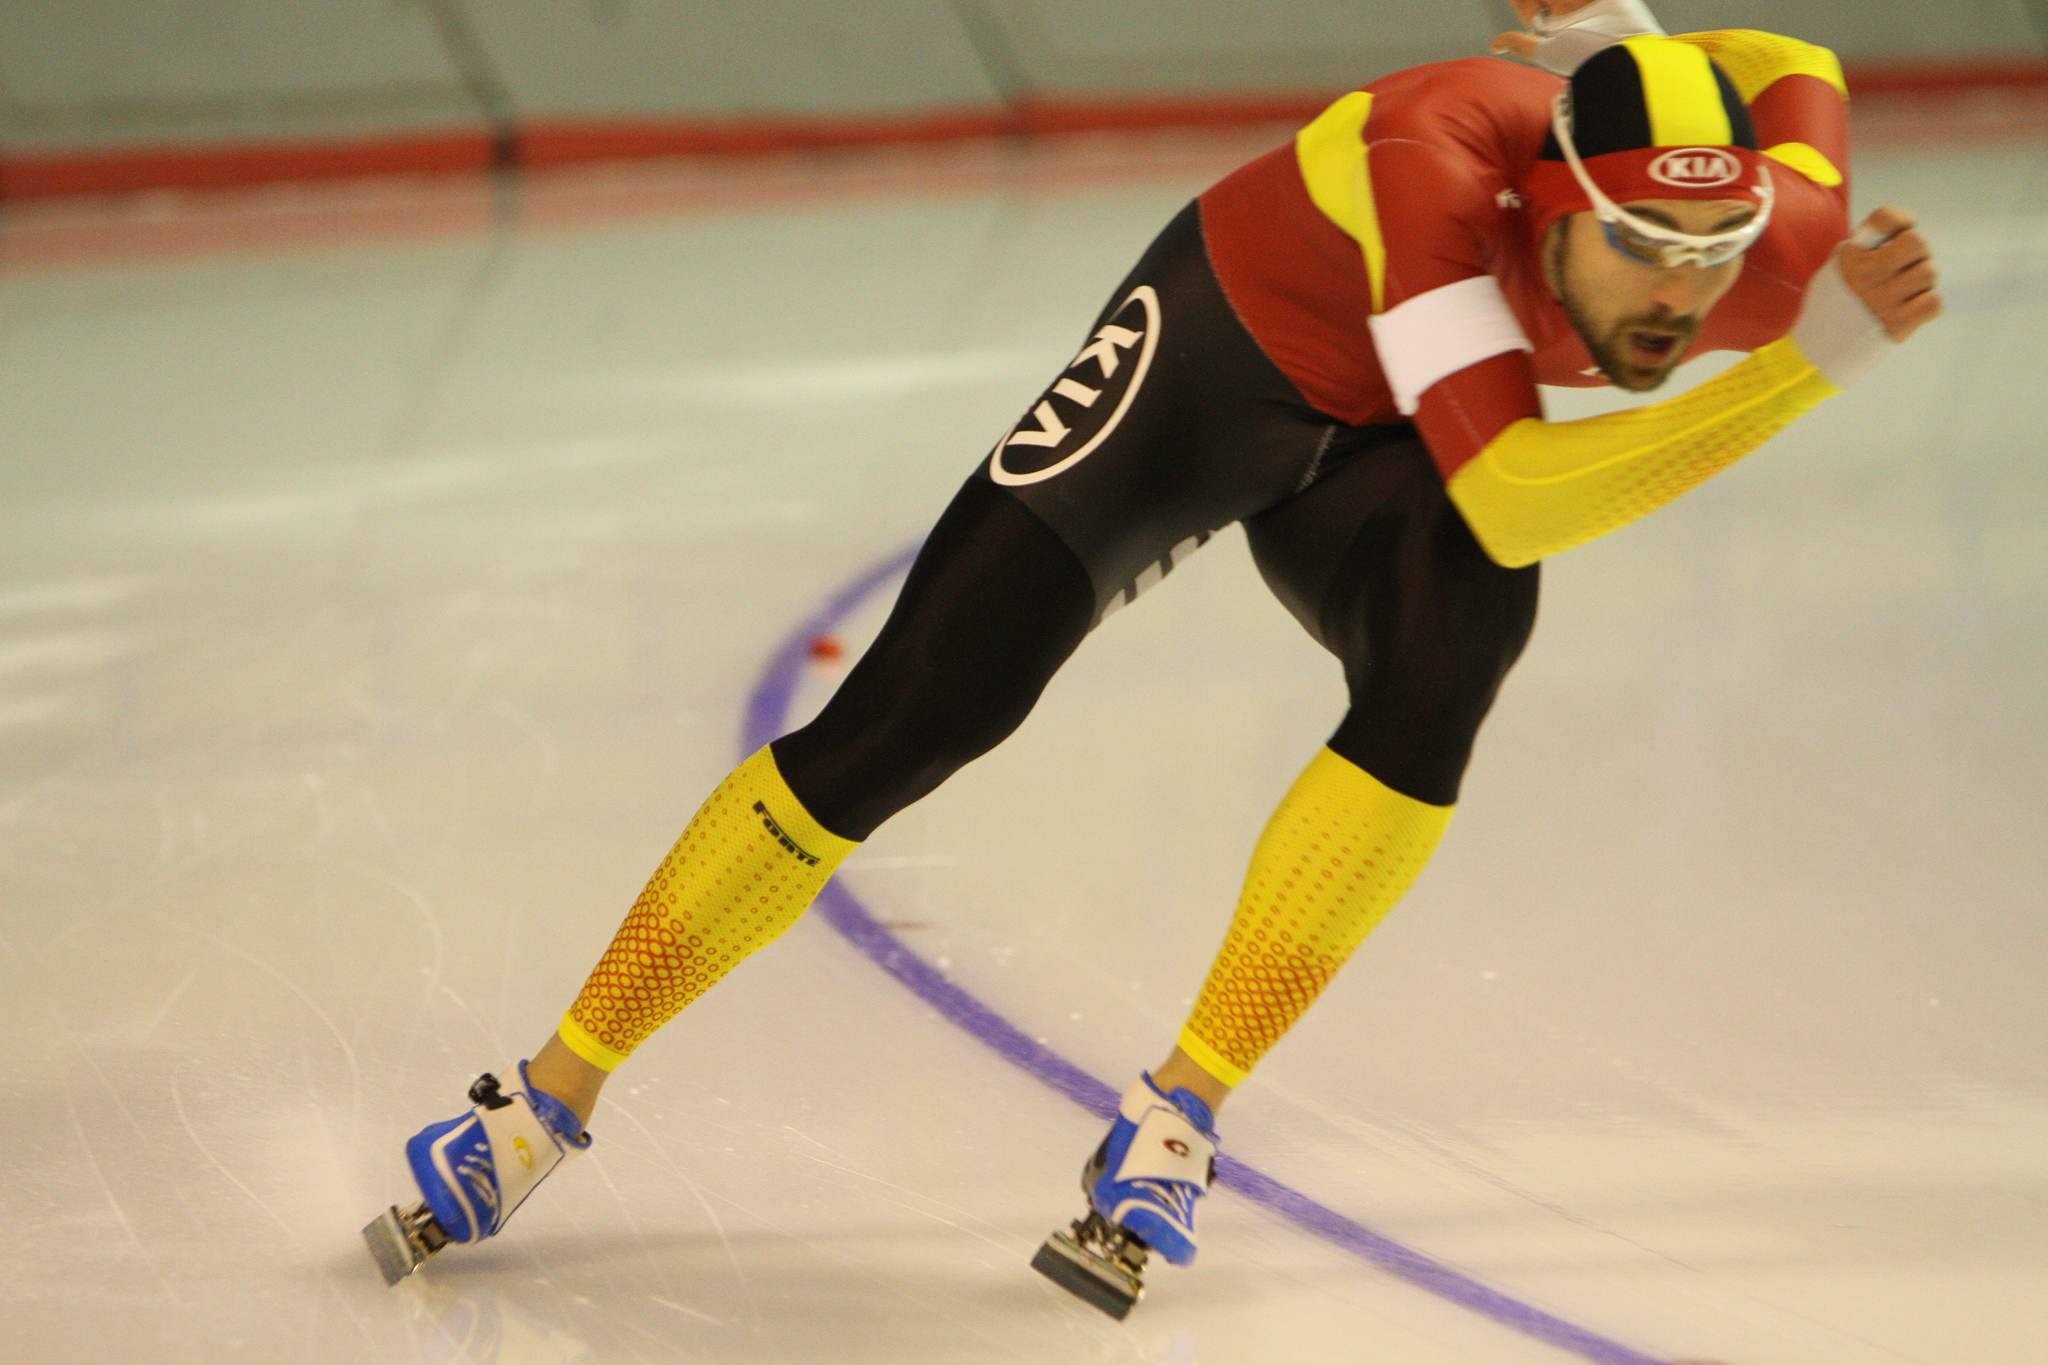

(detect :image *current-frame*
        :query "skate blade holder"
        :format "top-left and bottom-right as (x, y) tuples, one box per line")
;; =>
(362, 1201), (449, 1286)
(1031, 1214), (1147, 1319)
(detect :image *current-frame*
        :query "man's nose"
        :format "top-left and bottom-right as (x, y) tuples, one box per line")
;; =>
(1649, 263), (1713, 315)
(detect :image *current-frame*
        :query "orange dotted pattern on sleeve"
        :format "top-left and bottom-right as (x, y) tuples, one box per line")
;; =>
(558, 747), (856, 1072)
(1672, 30), (1847, 103)
(1449, 337), (1839, 568)
(1179, 749), (1451, 1087)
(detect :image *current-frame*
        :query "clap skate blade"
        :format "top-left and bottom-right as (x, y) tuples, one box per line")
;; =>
(1031, 1211), (1148, 1319)
(361, 1201), (450, 1286)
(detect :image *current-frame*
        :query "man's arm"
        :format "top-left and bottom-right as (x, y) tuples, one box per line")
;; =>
(1341, 136), (1842, 570)
(1494, 4), (1851, 198)
(1433, 208), (1942, 569)
(1379, 6), (1906, 567)
(1307, 78), (1934, 570)
(1672, 29), (1850, 197)
(1440, 339), (1836, 567)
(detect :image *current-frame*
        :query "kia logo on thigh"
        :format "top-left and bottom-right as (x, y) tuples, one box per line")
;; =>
(989, 285), (1161, 487)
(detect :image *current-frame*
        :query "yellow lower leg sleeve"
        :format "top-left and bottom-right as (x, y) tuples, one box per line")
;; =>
(1178, 748), (1452, 1087)
(557, 746), (857, 1071)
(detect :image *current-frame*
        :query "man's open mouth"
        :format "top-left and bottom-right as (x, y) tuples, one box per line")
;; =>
(1625, 329), (1685, 367)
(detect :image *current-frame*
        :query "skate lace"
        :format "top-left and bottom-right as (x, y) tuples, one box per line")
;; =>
(457, 1151), (501, 1215)
(1128, 1177), (1198, 1230)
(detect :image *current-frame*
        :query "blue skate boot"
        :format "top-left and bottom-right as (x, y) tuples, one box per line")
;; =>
(362, 1062), (591, 1285)
(1031, 1074), (1219, 1318)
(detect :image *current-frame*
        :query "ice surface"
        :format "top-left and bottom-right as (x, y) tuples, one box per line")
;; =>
(3, 115), (2046, 1363)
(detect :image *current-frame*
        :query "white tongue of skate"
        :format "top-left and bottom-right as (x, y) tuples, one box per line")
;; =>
(476, 1091), (574, 1220)
(1112, 1106), (1214, 1187)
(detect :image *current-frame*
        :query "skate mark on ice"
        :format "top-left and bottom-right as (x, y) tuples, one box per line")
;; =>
(153, 785), (179, 859)
(598, 1094), (761, 1309)
(154, 910), (366, 1150)
(56, 1069), (211, 1358)
(138, 966), (201, 1039)
(580, 1132), (676, 1288)
(60, 1078), (149, 1254)
(15, 915), (215, 1349)
(302, 770), (335, 846)
(778, 1123), (1018, 1257)
(67, 1027), (213, 1234)
(0, 572), (148, 619)
(849, 854), (960, 871)
(346, 862), (453, 1077)
(650, 1295), (725, 1326)
(489, 696), (563, 777)
(355, 865), (445, 995)
(747, 543), (1672, 1365)
(168, 1067), (379, 1349)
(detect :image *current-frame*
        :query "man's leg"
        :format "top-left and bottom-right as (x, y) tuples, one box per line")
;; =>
(1158, 437), (1542, 1110)
(529, 199), (1344, 1123)
(1029, 436), (1536, 1303)
(529, 478), (1096, 1124)
(380, 199), (1339, 1283)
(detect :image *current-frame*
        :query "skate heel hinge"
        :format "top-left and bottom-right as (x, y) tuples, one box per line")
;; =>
(1031, 1211), (1149, 1319)
(361, 1201), (450, 1286)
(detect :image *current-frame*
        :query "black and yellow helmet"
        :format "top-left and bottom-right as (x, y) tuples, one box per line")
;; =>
(1526, 38), (1774, 262)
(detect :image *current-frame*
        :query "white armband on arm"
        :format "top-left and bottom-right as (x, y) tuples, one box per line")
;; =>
(1367, 276), (1534, 416)
(1790, 226), (1896, 389)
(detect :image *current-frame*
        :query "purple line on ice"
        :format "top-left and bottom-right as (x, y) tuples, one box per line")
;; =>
(746, 544), (1667, 1365)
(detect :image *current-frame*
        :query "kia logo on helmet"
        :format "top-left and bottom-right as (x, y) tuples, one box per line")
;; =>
(1649, 148), (1741, 188)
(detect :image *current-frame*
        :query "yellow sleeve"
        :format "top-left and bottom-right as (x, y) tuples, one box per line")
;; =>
(1446, 338), (1840, 568)
(1671, 29), (1851, 189)
(1670, 29), (1847, 102)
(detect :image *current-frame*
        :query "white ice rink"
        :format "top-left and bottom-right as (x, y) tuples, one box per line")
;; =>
(3, 104), (2046, 1364)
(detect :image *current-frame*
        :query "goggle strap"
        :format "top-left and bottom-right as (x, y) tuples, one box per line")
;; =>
(1552, 92), (1774, 254)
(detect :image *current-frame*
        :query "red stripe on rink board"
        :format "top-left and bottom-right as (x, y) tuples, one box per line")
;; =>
(515, 91), (1354, 165)
(1014, 91), (1372, 133)
(3, 59), (2039, 204)
(6, 91), (2044, 276)
(517, 107), (1014, 165)
(1848, 57), (2048, 94)
(0, 140), (1286, 275)
(0, 129), (494, 201)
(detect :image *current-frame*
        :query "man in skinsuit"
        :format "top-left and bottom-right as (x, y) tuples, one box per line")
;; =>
(367, 0), (1942, 1312)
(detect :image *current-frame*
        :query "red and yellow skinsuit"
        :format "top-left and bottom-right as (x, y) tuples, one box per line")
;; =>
(1199, 31), (1852, 566)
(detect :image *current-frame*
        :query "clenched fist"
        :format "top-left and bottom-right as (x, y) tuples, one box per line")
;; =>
(1506, 0), (1607, 27)
(1793, 207), (1945, 387)
(1839, 207), (1943, 343)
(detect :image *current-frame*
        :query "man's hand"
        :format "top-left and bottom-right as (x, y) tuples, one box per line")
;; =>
(1492, 1), (1594, 61)
(1492, 1), (1662, 68)
(1507, 0), (1603, 29)
(1838, 207), (1943, 343)
(1793, 207), (1943, 387)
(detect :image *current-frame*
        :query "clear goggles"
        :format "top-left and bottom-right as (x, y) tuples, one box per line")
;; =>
(1551, 91), (1774, 269)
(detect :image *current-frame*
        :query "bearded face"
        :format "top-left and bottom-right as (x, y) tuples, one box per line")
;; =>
(1545, 199), (1757, 392)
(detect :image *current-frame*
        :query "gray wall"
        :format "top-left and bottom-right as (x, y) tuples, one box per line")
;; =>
(0, 1), (2041, 169)
(0, 2), (483, 149)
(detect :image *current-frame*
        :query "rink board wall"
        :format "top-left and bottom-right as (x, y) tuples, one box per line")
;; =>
(2, 0), (2044, 198)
